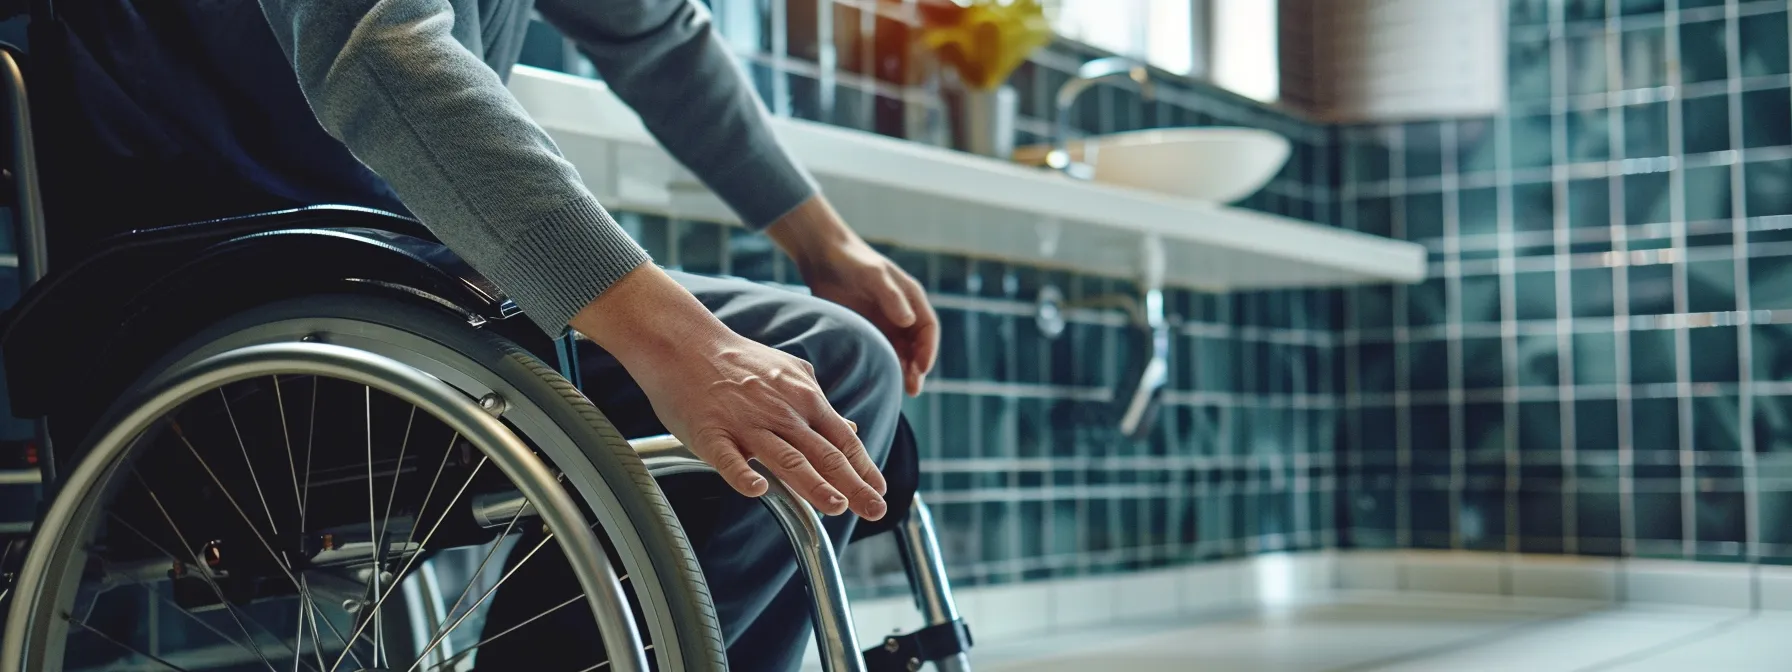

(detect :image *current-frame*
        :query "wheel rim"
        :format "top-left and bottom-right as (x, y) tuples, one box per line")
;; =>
(154, 313), (702, 671)
(1, 342), (647, 672)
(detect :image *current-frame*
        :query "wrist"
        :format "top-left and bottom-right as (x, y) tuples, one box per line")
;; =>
(569, 263), (733, 369)
(765, 195), (862, 272)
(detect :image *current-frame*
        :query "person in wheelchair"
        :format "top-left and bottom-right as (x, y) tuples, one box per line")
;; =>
(25, 0), (940, 670)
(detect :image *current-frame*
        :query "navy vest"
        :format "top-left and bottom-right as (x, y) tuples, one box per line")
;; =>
(28, 1), (408, 258)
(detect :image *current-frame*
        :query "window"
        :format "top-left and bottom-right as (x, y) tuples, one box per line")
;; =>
(1049, 0), (1280, 102)
(1208, 0), (1279, 102)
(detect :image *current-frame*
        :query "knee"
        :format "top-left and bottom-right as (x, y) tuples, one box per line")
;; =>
(794, 301), (904, 448)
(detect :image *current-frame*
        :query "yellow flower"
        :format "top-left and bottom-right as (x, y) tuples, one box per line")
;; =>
(918, 0), (1054, 91)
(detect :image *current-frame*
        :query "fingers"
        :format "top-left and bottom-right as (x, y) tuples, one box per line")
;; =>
(815, 412), (887, 498)
(747, 430), (849, 516)
(784, 424), (886, 521)
(878, 273), (918, 328)
(690, 429), (768, 497)
(894, 272), (940, 396)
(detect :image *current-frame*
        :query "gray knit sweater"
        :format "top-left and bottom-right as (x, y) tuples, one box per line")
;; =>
(257, 0), (819, 334)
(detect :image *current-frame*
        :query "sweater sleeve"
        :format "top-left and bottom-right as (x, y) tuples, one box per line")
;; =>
(257, 0), (651, 335)
(534, 0), (820, 230)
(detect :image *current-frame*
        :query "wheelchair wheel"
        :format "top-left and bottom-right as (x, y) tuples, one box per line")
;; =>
(1, 294), (726, 671)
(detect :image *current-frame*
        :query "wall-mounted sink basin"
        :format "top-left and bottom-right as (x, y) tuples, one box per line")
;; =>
(1016, 127), (1291, 204)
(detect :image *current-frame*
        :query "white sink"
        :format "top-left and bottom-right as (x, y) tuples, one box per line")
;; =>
(1070, 127), (1292, 204)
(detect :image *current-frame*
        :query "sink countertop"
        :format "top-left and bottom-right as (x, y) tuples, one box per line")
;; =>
(509, 66), (1426, 291)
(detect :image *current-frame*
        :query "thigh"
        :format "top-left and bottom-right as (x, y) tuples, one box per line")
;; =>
(576, 270), (904, 456)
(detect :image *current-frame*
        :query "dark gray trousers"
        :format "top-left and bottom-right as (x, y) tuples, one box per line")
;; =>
(480, 270), (906, 672)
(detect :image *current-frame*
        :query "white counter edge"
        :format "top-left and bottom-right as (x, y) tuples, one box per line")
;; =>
(509, 66), (1426, 290)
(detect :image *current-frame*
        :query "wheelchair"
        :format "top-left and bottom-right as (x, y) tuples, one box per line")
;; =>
(0, 27), (972, 672)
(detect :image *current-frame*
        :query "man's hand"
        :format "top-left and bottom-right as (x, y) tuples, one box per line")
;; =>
(570, 264), (888, 520)
(767, 196), (940, 396)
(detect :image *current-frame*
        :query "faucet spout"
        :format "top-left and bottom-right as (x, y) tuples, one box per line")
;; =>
(1048, 57), (1153, 178)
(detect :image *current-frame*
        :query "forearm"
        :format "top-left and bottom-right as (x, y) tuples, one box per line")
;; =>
(258, 0), (649, 335)
(537, 0), (819, 229)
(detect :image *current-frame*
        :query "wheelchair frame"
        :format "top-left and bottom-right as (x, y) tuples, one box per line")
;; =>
(0, 18), (972, 672)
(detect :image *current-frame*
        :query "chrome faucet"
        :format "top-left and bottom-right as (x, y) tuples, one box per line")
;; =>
(1047, 56), (1154, 180)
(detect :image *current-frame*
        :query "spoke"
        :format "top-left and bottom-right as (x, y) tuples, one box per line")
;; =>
(65, 614), (195, 672)
(300, 577), (336, 671)
(421, 471), (570, 659)
(303, 376), (318, 523)
(404, 531), (560, 672)
(328, 455), (488, 672)
(377, 406), (419, 554)
(431, 498), (535, 651)
(428, 592), (583, 671)
(292, 602), (307, 672)
(274, 375), (304, 524)
(129, 477), (281, 672)
(110, 524), (318, 672)
(148, 591), (324, 672)
(364, 387), (385, 667)
(172, 425), (304, 589)
(171, 423), (365, 667)
(372, 405), (418, 668)
(220, 388), (280, 535)
(406, 433), (462, 551)
(111, 512), (316, 669)
(576, 648), (648, 672)
(572, 644), (651, 672)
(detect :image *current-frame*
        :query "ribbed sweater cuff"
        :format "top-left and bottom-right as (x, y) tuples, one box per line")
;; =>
(485, 196), (652, 336)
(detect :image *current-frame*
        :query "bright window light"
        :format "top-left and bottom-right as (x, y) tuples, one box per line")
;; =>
(1210, 0), (1280, 102)
(1050, 0), (1278, 101)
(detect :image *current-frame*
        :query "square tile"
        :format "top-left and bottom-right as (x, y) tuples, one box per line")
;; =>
(1626, 171), (1673, 225)
(1684, 164), (1733, 222)
(1569, 107), (1613, 162)
(1569, 177), (1612, 229)
(1746, 158), (1792, 216)
(1624, 102), (1671, 159)
(1742, 11), (1791, 78)
(1682, 94), (1730, 155)
(1689, 326), (1739, 383)
(1404, 122), (1445, 178)
(1510, 113), (1554, 169)
(1570, 268), (1617, 318)
(1566, 32), (1610, 96)
(1678, 19), (1729, 84)
(1633, 489), (1683, 544)
(1686, 258), (1735, 313)
(1509, 36), (1553, 103)
(1622, 26), (1669, 90)
(1628, 263), (1676, 315)
(1744, 87), (1792, 149)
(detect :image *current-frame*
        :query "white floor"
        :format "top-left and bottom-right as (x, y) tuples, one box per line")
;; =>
(966, 592), (1792, 672)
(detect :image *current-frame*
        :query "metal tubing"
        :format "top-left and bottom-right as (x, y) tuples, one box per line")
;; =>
(634, 436), (867, 672)
(894, 495), (971, 672)
(3, 343), (647, 672)
(1, 49), (47, 288)
(0, 48), (57, 491)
